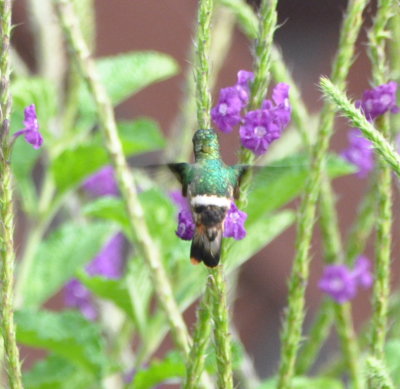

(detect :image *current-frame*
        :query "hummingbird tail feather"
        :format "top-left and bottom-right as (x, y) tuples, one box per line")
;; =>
(190, 225), (222, 267)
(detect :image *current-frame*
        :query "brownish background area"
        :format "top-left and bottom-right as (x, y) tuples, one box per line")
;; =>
(12, 0), (397, 379)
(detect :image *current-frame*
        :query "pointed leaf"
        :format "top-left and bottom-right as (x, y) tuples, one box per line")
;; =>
(129, 352), (185, 389)
(23, 355), (94, 389)
(21, 222), (115, 308)
(16, 310), (109, 378)
(256, 376), (344, 389)
(51, 118), (165, 193)
(248, 153), (355, 222)
(79, 51), (179, 114)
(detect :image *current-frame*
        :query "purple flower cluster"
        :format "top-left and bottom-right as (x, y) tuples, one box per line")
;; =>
(82, 165), (119, 197)
(171, 191), (247, 241)
(342, 81), (399, 177)
(14, 104), (43, 149)
(211, 70), (291, 155)
(318, 256), (373, 304)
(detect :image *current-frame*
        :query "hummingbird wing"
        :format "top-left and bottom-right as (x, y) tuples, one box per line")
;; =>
(167, 163), (191, 196)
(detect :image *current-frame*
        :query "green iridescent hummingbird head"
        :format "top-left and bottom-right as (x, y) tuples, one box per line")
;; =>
(193, 129), (220, 161)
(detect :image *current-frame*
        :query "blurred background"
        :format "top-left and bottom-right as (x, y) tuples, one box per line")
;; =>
(11, 0), (399, 379)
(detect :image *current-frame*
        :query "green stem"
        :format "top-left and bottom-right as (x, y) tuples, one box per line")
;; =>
(208, 267), (233, 389)
(249, 0), (277, 110)
(365, 356), (395, 389)
(0, 1), (23, 387)
(14, 173), (57, 308)
(367, 0), (394, 364)
(345, 181), (376, 263)
(184, 280), (213, 389)
(277, 1), (368, 387)
(54, 0), (192, 359)
(296, 299), (334, 375)
(240, 0), (278, 168)
(195, 0), (213, 130)
(166, 4), (235, 162)
(193, 0), (233, 387)
(334, 304), (364, 389)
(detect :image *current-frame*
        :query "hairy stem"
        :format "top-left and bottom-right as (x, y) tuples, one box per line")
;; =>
(0, 1), (23, 387)
(53, 0), (192, 360)
(367, 0), (394, 364)
(277, 1), (368, 387)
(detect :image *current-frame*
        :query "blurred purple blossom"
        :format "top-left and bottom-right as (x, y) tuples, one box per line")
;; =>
(356, 81), (399, 121)
(82, 165), (119, 197)
(171, 191), (195, 240)
(64, 279), (98, 321)
(240, 83), (291, 155)
(352, 255), (373, 289)
(14, 104), (43, 149)
(342, 129), (375, 178)
(319, 256), (373, 304)
(64, 233), (126, 320)
(86, 233), (125, 278)
(223, 202), (247, 240)
(176, 210), (195, 240)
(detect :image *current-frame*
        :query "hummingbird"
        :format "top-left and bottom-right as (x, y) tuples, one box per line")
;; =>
(168, 129), (248, 267)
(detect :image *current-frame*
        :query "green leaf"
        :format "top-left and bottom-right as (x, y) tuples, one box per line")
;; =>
(20, 222), (115, 308)
(51, 118), (165, 193)
(129, 352), (185, 389)
(226, 209), (295, 271)
(248, 153), (355, 222)
(385, 339), (400, 384)
(23, 355), (94, 389)
(78, 272), (135, 320)
(79, 51), (179, 114)
(219, 0), (258, 38)
(16, 310), (109, 378)
(256, 376), (344, 389)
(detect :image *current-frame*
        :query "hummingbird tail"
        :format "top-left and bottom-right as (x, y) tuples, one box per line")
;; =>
(190, 225), (222, 267)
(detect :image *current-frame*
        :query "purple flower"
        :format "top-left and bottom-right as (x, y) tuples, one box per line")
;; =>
(211, 87), (244, 133)
(235, 70), (254, 107)
(319, 256), (373, 304)
(14, 104), (43, 149)
(356, 81), (399, 121)
(176, 209), (195, 240)
(86, 233), (125, 278)
(64, 233), (125, 320)
(223, 202), (247, 240)
(342, 129), (375, 178)
(64, 279), (97, 321)
(240, 83), (291, 155)
(318, 265), (357, 304)
(239, 109), (282, 155)
(171, 191), (196, 240)
(352, 255), (373, 289)
(82, 165), (119, 197)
